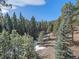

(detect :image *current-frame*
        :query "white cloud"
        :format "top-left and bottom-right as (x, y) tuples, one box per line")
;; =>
(1, 9), (8, 14)
(7, 0), (46, 6)
(0, 5), (10, 14)
(11, 6), (17, 10)
(1, 0), (46, 14)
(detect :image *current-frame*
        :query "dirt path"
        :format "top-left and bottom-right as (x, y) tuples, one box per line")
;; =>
(70, 31), (79, 57)
(37, 31), (79, 59)
(36, 40), (56, 59)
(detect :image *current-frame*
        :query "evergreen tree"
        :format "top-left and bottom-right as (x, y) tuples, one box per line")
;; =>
(18, 13), (26, 35)
(47, 23), (53, 33)
(24, 19), (30, 34)
(12, 12), (17, 30)
(30, 16), (37, 40)
(38, 31), (45, 44)
(40, 20), (48, 32)
(4, 13), (13, 32)
(0, 14), (3, 32)
(56, 2), (74, 59)
(10, 30), (37, 59)
(21, 34), (37, 59)
(10, 30), (22, 59)
(0, 30), (11, 59)
(37, 22), (42, 32)
(0, 30), (37, 59)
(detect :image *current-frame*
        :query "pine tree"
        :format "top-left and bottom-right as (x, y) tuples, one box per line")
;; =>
(12, 12), (17, 30)
(18, 12), (26, 35)
(0, 14), (3, 32)
(0, 30), (11, 59)
(10, 30), (22, 59)
(38, 31), (45, 44)
(30, 16), (37, 40)
(40, 20), (48, 32)
(47, 23), (53, 33)
(10, 30), (37, 59)
(4, 13), (13, 32)
(0, 30), (37, 59)
(21, 34), (37, 59)
(55, 2), (74, 59)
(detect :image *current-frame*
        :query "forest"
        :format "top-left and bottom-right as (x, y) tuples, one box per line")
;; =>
(0, 0), (79, 59)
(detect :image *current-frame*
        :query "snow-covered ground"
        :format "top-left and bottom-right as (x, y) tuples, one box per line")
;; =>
(35, 45), (46, 51)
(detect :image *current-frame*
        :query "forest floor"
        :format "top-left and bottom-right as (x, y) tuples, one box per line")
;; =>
(36, 39), (56, 59)
(70, 31), (79, 58)
(36, 31), (79, 59)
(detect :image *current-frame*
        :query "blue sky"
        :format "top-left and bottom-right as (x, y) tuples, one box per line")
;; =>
(2, 0), (77, 21)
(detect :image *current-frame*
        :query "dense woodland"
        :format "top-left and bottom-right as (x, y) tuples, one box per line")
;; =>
(0, 10), (55, 59)
(0, 12), (51, 39)
(0, 0), (79, 59)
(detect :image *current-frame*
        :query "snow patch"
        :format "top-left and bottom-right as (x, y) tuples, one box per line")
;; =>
(35, 45), (46, 51)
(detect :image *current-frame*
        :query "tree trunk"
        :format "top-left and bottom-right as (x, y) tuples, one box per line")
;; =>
(71, 25), (74, 42)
